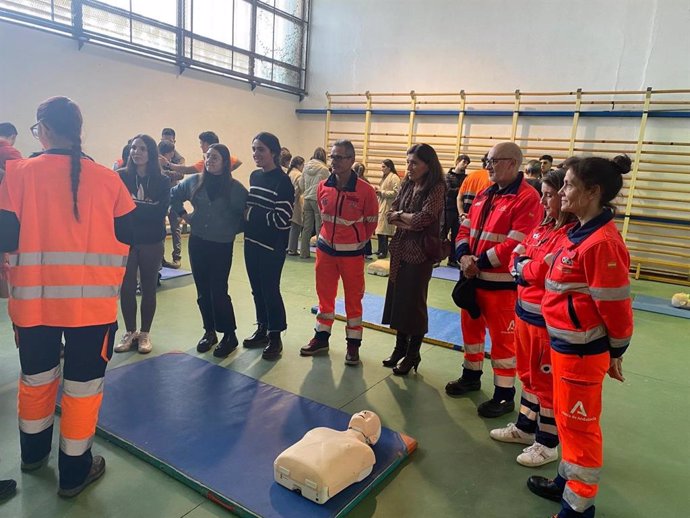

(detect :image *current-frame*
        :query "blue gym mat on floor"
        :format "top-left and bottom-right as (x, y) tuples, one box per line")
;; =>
(632, 294), (690, 319)
(431, 265), (460, 282)
(160, 267), (192, 280)
(90, 353), (416, 518)
(312, 293), (492, 353)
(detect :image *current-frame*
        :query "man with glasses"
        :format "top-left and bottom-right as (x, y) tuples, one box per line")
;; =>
(446, 142), (542, 419)
(301, 140), (378, 366)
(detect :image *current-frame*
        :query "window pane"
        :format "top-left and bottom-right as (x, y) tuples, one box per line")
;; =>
(95, 0), (129, 9)
(255, 58), (273, 81)
(232, 0), (251, 51)
(273, 14), (302, 66)
(189, 38), (234, 69)
(131, 20), (176, 53)
(275, 0), (303, 18)
(0, 0), (72, 24)
(188, 0), (251, 50)
(255, 7), (274, 59)
(132, 0), (177, 26)
(273, 63), (300, 88)
(233, 51), (250, 75)
(82, 5), (131, 41)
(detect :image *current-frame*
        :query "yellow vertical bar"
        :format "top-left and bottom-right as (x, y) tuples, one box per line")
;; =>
(454, 90), (466, 158)
(362, 91), (372, 164)
(324, 91), (332, 149)
(621, 87), (652, 240)
(510, 89), (521, 142)
(568, 88), (582, 155)
(407, 90), (417, 149)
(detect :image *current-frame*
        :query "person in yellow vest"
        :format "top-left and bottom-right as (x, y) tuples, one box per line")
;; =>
(0, 97), (135, 497)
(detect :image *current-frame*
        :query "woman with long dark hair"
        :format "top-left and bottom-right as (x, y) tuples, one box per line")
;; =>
(115, 134), (170, 354)
(381, 144), (446, 375)
(170, 143), (248, 357)
(242, 132), (294, 360)
(0, 96), (135, 496)
(527, 156), (634, 518)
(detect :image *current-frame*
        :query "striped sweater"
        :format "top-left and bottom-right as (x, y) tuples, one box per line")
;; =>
(245, 167), (294, 251)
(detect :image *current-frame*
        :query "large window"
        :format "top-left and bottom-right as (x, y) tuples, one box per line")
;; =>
(0, 0), (310, 95)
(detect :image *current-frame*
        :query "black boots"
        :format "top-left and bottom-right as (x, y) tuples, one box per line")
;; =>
(213, 332), (239, 358)
(527, 476), (564, 503)
(243, 324), (269, 348)
(262, 331), (283, 360)
(393, 335), (422, 376)
(196, 331), (218, 353)
(382, 333), (409, 367)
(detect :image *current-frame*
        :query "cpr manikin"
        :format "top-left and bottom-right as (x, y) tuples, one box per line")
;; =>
(274, 410), (382, 504)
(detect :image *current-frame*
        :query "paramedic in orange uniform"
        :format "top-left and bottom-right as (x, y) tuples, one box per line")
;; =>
(0, 97), (135, 497)
(527, 156), (634, 518)
(446, 142), (542, 418)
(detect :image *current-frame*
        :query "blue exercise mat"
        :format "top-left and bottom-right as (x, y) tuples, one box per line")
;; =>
(632, 294), (690, 319)
(431, 265), (460, 282)
(160, 267), (192, 280)
(91, 353), (415, 518)
(313, 293), (491, 353)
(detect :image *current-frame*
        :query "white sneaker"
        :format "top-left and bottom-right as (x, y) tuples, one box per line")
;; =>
(137, 332), (152, 354)
(489, 422), (535, 445)
(517, 442), (559, 467)
(114, 331), (139, 353)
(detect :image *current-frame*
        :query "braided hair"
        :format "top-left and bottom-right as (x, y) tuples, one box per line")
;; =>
(36, 97), (83, 221)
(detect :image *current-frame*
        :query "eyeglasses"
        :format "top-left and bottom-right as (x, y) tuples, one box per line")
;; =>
(485, 158), (513, 167)
(30, 121), (41, 139)
(329, 155), (353, 162)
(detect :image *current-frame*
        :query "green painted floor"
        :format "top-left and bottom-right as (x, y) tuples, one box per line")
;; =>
(0, 237), (688, 518)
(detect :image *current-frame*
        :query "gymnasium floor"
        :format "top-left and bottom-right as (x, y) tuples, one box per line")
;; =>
(0, 236), (687, 518)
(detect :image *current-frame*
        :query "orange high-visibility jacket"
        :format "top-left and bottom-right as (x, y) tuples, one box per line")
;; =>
(542, 210), (633, 357)
(317, 172), (378, 256)
(0, 153), (135, 327)
(456, 172), (542, 290)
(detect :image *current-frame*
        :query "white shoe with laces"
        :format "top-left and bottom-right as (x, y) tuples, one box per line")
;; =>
(137, 332), (153, 354)
(489, 422), (535, 445)
(114, 331), (139, 353)
(517, 442), (559, 467)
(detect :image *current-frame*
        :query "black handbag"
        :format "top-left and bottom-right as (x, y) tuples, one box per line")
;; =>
(421, 218), (451, 263)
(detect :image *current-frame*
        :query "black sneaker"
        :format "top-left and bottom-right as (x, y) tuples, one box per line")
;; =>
(477, 398), (515, 418)
(196, 331), (218, 353)
(213, 333), (239, 358)
(300, 338), (329, 356)
(161, 259), (181, 269)
(262, 334), (283, 360)
(0, 479), (17, 501)
(527, 476), (564, 503)
(345, 343), (360, 366)
(58, 456), (106, 498)
(445, 377), (481, 396)
(21, 454), (49, 472)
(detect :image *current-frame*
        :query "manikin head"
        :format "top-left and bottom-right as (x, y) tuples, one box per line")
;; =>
(348, 411), (381, 446)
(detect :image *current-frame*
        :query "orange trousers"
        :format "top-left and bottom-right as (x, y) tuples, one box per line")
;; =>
(552, 350), (608, 515)
(314, 250), (365, 340)
(460, 288), (517, 388)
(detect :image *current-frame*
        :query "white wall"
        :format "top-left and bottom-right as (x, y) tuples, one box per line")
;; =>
(304, 0), (690, 104)
(0, 21), (302, 186)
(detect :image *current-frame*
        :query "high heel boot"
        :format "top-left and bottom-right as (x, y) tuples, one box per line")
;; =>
(393, 335), (422, 376)
(382, 332), (409, 367)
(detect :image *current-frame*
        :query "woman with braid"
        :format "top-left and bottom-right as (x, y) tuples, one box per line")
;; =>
(0, 96), (135, 497)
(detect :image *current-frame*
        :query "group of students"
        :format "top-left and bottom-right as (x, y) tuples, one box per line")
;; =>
(0, 97), (632, 518)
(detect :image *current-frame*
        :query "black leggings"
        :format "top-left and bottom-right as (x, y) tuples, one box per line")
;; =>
(188, 234), (237, 334)
(121, 242), (164, 333)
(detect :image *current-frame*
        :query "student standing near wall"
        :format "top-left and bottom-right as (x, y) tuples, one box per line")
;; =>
(298, 147), (330, 259)
(242, 132), (294, 360)
(0, 96), (135, 497)
(171, 144), (248, 357)
(286, 155), (306, 256)
(115, 134), (171, 355)
(373, 159), (400, 259)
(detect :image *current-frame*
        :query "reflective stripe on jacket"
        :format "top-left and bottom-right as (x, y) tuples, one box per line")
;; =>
(0, 154), (134, 327)
(512, 222), (573, 327)
(456, 172), (542, 290)
(542, 211), (633, 357)
(317, 171), (378, 256)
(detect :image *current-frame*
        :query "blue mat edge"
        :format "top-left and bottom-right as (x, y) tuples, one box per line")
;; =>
(79, 353), (415, 517)
(632, 295), (690, 319)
